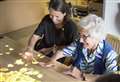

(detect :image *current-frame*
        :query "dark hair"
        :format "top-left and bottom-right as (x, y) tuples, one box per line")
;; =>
(48, 0), (71, 17)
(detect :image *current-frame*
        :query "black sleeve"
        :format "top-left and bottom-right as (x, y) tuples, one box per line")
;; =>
(34, 15), (49, 37)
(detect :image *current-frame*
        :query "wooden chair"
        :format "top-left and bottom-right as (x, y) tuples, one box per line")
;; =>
(106, 34), (120, 68)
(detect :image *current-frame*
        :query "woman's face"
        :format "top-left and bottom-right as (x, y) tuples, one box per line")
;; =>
(82, 36), (95, 50)
(49, 8), (66, 25)
(80, 29), (95, 50)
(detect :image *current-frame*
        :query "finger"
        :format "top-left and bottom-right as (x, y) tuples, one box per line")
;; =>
(45, 63), (55, 68)
(39, 62), (46, 67)
(63, 70), (72, 75)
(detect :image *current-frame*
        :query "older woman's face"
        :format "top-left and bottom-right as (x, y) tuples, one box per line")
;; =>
(79, 29), (95, 50)
(82, 37), (95, 50)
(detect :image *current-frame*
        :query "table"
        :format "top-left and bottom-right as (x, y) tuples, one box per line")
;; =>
(0, 36), (98, 82)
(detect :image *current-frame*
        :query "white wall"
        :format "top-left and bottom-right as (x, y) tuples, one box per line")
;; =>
(0, 0), (79, 34)
(0, 0), (48, 34)
(104, 0), (120, 37)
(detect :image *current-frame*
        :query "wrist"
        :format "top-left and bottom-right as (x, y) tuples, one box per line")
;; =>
(26, 47), (33, 52)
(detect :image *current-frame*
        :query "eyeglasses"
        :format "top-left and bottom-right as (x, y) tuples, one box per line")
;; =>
(79, 33), (90, 41)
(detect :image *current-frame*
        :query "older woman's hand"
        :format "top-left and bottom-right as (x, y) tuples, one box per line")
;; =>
(64, 67), (86, 80)
(38, 59), (55, 68)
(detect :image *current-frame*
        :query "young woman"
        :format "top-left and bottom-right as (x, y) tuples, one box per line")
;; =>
(22, 0), (78, 62)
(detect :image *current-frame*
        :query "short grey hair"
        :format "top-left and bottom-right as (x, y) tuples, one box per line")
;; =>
(79, 14), (106, 41)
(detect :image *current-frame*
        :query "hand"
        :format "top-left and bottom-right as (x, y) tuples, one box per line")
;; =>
(39, 61), (55, 68)
(19, 51), (34, 63)
(64, 67), (86, 80)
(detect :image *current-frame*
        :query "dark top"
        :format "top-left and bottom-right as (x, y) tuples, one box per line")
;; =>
(34, 14), (78, 50)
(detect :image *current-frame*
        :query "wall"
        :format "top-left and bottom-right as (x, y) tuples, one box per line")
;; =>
(104, 0), (120, 37)
(0, 0), (48, 34)
(0, 0), (88, 34)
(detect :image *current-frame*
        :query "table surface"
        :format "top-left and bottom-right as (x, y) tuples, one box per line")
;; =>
(0, 36), (98, 82)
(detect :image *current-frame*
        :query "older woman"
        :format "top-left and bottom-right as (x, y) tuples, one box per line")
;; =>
(40, 14), (118, 80)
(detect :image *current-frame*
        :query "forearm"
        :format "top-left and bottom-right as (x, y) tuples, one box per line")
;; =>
(51, 50), (65, 62)
(27, 34), (40, 51)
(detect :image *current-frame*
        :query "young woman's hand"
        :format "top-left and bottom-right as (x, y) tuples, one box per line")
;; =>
(19, 51), (34, 63)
